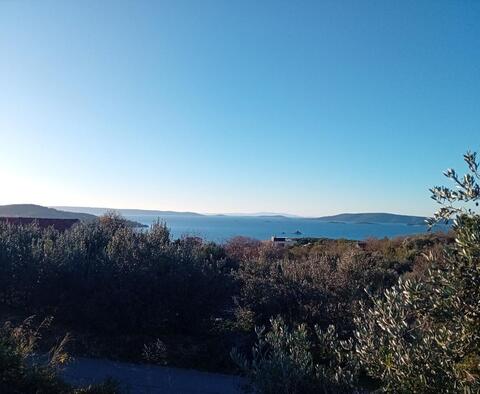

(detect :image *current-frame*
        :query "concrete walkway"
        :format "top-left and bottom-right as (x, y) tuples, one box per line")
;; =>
(62, 357), (246, 394)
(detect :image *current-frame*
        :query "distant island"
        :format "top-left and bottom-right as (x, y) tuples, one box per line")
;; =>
(311, 212), (428, 225)
(55, 207), (308, 219)
(0, 204), (146, 228)
(53, 206), (432, 225)
(53, 206), (203, 217)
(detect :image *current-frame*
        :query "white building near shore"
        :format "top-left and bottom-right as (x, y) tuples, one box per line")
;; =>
(271, 236), (295, 247)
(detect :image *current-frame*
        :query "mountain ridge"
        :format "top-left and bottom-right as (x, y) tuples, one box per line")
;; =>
(311, 212), (427, 225)
(53, 206), (203, 217)
(0, 204), (146, 227)
(0, 204), (97, 221)
(54, 206), (429, 224)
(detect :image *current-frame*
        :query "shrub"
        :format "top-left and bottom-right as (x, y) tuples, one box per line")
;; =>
(234, 151), (479, 393)
(354, 215), (480, 392)
(0, 214), (237, 368)
(233, 242), (412, 333)
(354, 151), (480, 392)
(0, 317), (118, 394)
(232, 316), (358, 394)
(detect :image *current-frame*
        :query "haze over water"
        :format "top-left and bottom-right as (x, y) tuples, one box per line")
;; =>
(126, 214), (448, 243)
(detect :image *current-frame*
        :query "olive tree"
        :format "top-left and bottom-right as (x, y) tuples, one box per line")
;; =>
(355, 151), (480, 392)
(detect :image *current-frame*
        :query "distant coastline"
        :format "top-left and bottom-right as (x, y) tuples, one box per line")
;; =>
(0, 204), (146, 228)
(0, 205), (447, 241)
(54, 206), (430, 225)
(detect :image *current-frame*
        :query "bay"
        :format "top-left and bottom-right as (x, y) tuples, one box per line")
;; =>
(124, 214), (448, 243)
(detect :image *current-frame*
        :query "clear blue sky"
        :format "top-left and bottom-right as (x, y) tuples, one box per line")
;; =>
(1, 0), (479, 216)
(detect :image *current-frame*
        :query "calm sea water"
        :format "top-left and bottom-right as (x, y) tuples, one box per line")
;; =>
(125, 214), (448, 243)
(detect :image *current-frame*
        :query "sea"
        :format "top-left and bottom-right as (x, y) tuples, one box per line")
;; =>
(124, 214), (449, 243)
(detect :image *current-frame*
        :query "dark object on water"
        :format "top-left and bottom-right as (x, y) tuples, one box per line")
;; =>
(293, 230), (302, 235)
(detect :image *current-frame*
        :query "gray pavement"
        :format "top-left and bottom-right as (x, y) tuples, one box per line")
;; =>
(62, 357), (246, 394)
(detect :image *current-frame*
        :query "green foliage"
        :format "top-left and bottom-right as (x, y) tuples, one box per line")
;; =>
(0, 317), (66, 394)
(232, 237), (433, 334)
(0, 214), (234, 332)
(0, 214), (237, 369)
(0, 211), (446, 372)
(354, 215), (480, 392)
(314, 324), (358, 391)
(0, 164), (461, 382)
(353, 151), (480, 392)
(232, 317), (358, 394)
(232, 317), (317, 394)
(0, 317), (118, 394)
(234, 151), (479, 393)
(429, 151), (480, 224)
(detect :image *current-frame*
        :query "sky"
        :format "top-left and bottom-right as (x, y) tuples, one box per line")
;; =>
(0, 0), (479, 217)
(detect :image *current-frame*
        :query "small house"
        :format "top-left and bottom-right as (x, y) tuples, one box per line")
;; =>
(271, 236), (295, 247)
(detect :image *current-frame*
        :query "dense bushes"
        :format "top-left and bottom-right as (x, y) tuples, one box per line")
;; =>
(0, 317), (118, 394)
(232, 317), (358, 394)
(0, 215), (237, 367)
(1, 159), (472, 393)
(0, 213), (447, 374)
(235, 151), (480, 393)
(2, 217), (234, 333)
(353, 214), (480, 392)
(351, 153), (480, 392)
(232, 235), (443, 335)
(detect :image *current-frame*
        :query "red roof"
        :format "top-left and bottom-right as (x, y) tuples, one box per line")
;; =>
(0, 217), (79, 231)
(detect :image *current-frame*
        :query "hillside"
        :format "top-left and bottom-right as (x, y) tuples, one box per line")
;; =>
(54, 206), (204, 217)
(313, 212), (427, 225)
(53, 206), (430, 225)
(0, 204), (148, 228)
(0, 204), (97, 221)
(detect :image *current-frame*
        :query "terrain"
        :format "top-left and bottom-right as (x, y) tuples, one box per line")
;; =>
(55, 205), (428, 224)
(0, 204), (96, 221)
(0, 204), (146, 227)
(312, 212), (428, 225)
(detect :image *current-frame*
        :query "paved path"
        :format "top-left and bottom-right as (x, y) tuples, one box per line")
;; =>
(62, 357), (246, 394)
